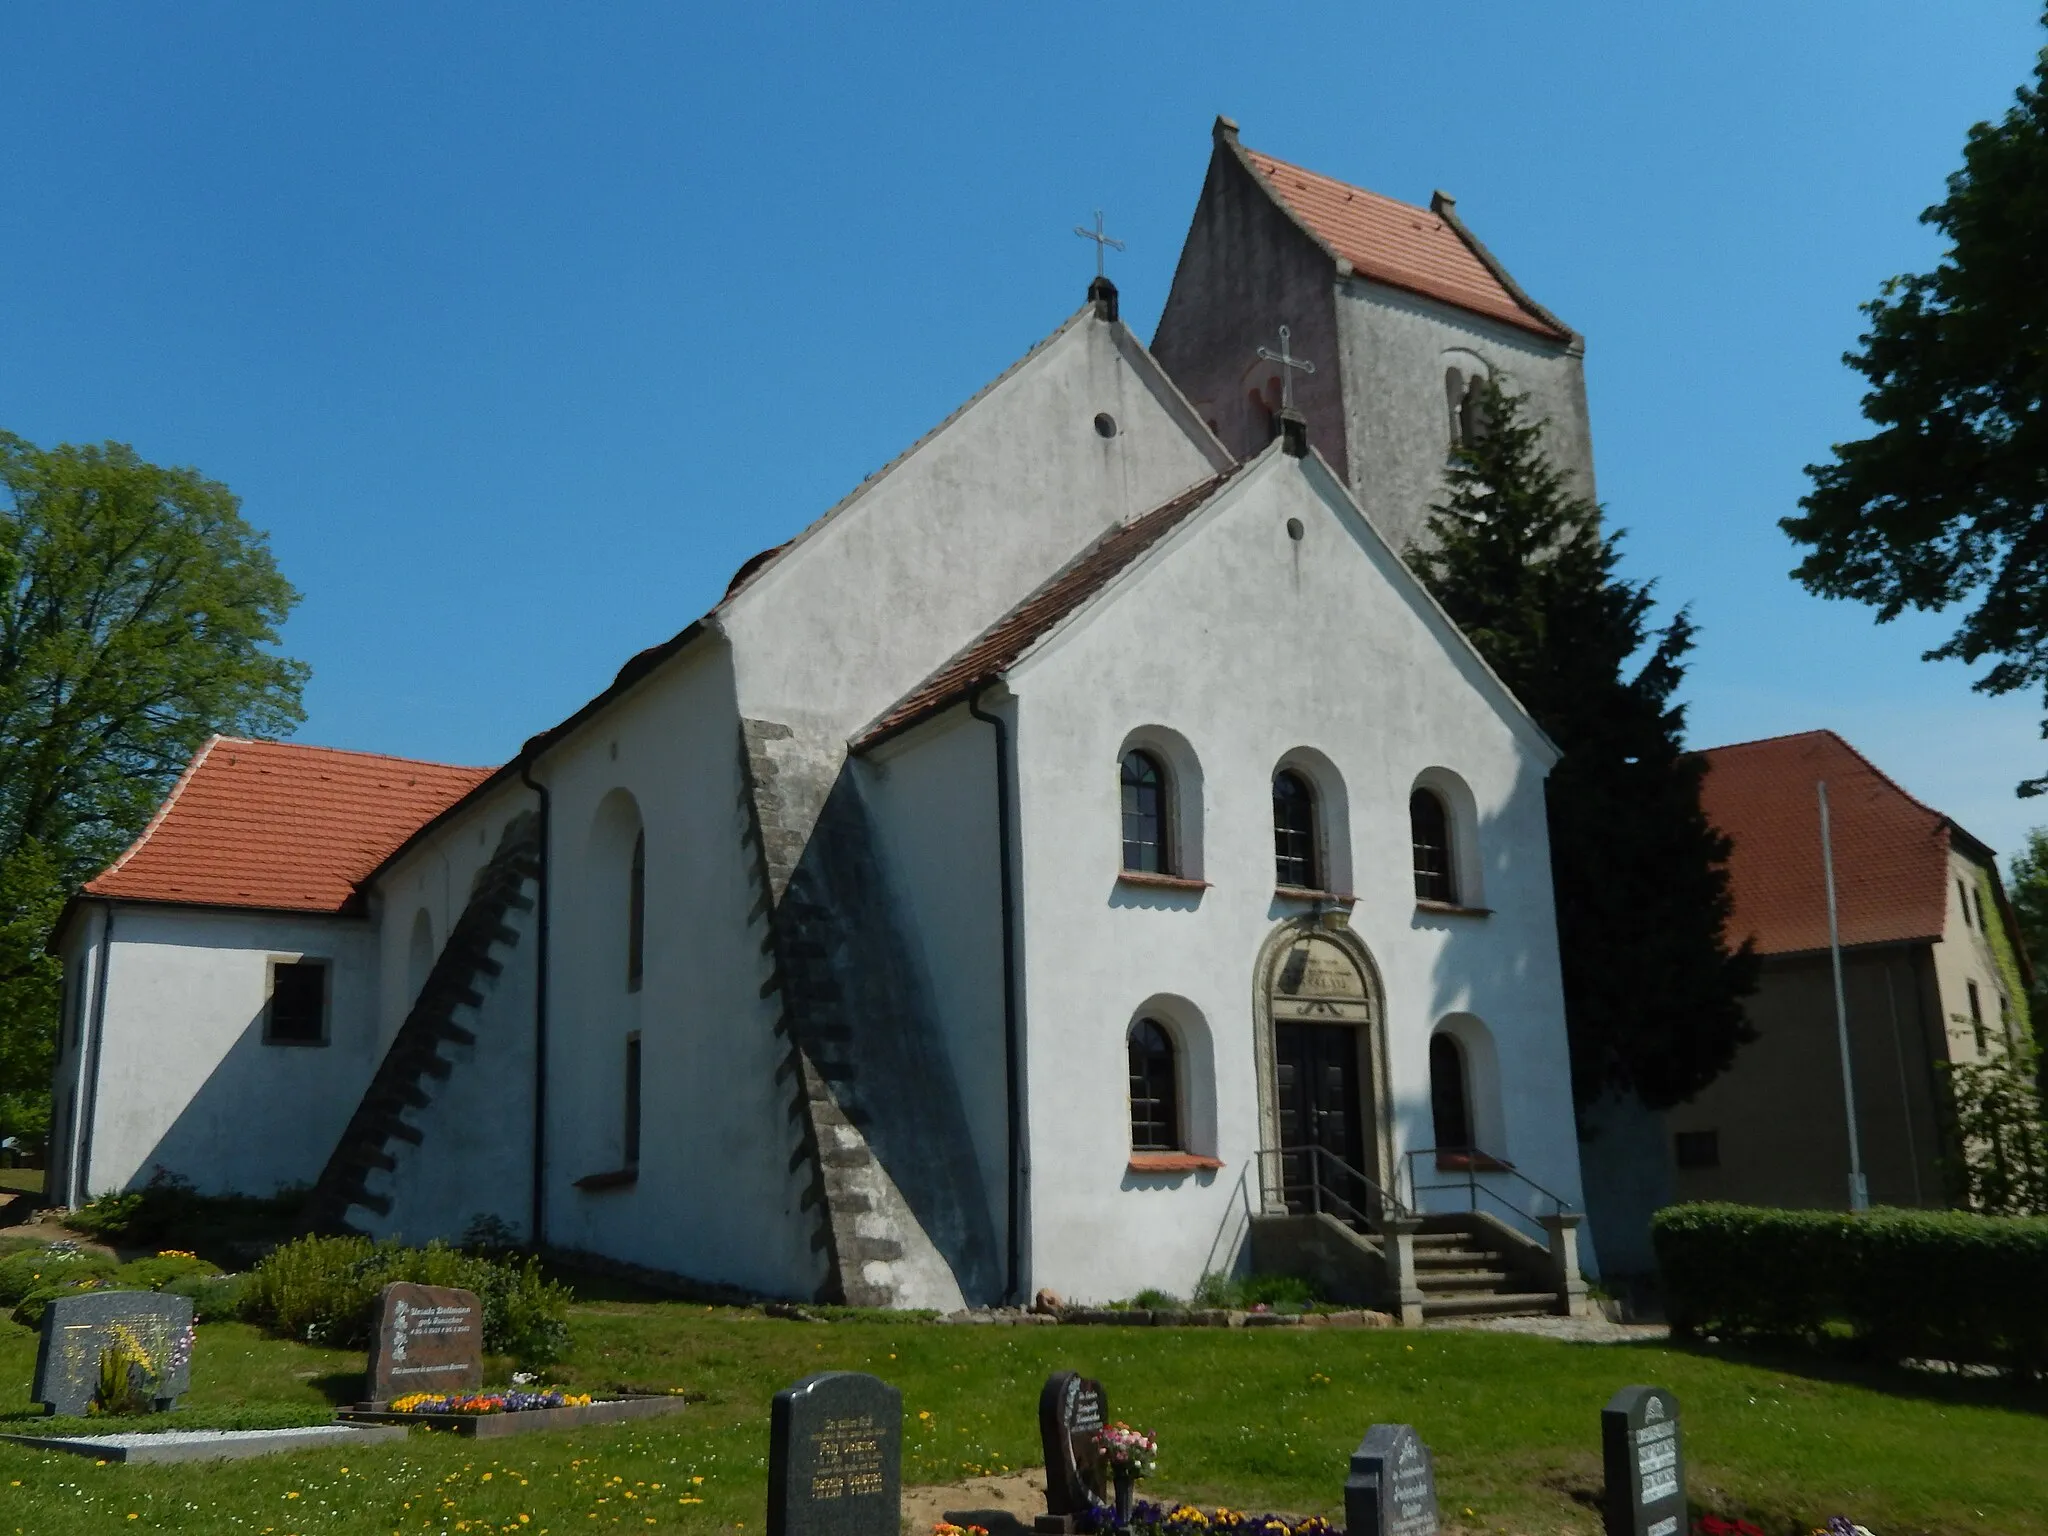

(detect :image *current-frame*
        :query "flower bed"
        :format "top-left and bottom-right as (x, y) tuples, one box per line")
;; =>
(388, 1390), (594, 1416)
(339, 1390), (688, 1438)
(1076, 1502), (1340, 1536)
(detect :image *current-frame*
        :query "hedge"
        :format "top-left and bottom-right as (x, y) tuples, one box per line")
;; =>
(1653, 1202), (2048, 1372)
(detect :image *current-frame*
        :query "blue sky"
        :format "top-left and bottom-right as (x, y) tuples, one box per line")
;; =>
(3, 4), (2044, 858)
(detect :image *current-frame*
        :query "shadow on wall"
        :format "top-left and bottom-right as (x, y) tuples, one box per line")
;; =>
(133, 1004), (373, 1199)
(1198, 1162), (1258, 1283)
(787, 761), (1004, 1304)
(1412, 754), (1634, 1268)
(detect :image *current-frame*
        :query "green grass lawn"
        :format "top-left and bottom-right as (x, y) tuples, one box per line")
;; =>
(1, 1303), (2043, 1536)
(0, 1169), (42, 1198)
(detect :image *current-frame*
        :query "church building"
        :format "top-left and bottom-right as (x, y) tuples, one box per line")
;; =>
(47, 122), (1596, 1316)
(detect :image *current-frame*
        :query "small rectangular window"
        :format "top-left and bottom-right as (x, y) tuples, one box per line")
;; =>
(1674, 1130), (1719, 1170)
(1974, 887), (1988, 933)
(1959, 879), (1972, 928)
(623, 1032), (643, 1168)
(266, 960), (329, 1046)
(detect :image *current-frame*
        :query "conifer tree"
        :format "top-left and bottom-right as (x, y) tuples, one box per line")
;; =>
(1409, 379), (1758, 1116)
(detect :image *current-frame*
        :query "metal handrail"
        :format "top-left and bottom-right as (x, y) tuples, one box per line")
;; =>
(1403, 1145), (1574, 1230)
(1256, 1144), (1411, 1230)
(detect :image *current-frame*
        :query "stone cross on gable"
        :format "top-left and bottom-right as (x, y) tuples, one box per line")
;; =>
(1074, 210), (1125, 279)
(1258, 325), (1316, 412)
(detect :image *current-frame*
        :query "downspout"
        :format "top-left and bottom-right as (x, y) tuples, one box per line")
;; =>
(72, 902), (115, 1208)
(968, 688), (1024, 1306)
(519, 761), (552, 1250)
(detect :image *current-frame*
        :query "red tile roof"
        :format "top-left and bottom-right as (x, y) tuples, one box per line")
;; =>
(84, 737), (494, 914)
(854, 471), (1236, 750)
(1697, 730), (1956, 957)
(1240, 145), (1569, 341)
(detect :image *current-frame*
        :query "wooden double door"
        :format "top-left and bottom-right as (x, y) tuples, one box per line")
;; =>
(1275, 1022), (1368, 1216)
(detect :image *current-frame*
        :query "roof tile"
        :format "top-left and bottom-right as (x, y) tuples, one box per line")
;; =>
(84, 737), (494, 913)
(1697, 730), (1954, 957)
(1241, 146), (1567, 340)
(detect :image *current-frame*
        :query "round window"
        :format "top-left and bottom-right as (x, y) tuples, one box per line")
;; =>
(1286, 517), (1305, 542)
(1094, 412), (1118, 439)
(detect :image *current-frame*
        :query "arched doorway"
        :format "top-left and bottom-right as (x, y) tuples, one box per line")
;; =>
(1254, 925), (1391, 1222)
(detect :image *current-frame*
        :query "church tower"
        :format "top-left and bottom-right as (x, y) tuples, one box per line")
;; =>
(1153, 117), (1594, 552)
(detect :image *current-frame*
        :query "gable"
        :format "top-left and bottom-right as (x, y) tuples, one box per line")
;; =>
(718, 301), (1231, 735)
(954, 443), (1557, 768)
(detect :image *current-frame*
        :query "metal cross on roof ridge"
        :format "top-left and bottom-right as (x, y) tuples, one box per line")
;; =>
(1257, 325), (1316, 412)
(1074, 209), (1125, 279)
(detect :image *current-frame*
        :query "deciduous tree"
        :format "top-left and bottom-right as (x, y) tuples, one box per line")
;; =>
(0, 432), (308, 1149)
(1784, 15), (2048, 794)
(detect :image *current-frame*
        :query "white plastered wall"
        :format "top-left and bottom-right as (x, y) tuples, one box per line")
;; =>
(530, 638), (822, 1298)
(1929, 846), (2023, 1064)
(857, 711), (1008, 1246)
(356, 891), (538, 1247)
(370, 780), (539, 1053)
(1005, 448), (1585, 1302)
(61, 904), (378, 1198)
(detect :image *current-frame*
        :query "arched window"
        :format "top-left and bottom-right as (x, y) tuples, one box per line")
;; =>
(1410, 789), (1455, 904)
(1120, 750), (1169, 874)
(626, 830), (646, 993)
(1447, 367), (1490, 448)
(1127, 1018), (1181, 1151)
(1273, 770), (1319, 890)
(1459, 379), (1489, 447)
(1429, 1033), (1473, 1151)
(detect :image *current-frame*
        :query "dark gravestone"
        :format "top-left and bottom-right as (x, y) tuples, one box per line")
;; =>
(768, 1371), (902, 1536)
(1344, 1424), (1440, 1536)
(33, 1291), (195, 1418)
(1602, 1386), (1685, 1536)
(364, 1283), (483, 1404)
(1035, 1370), (1109, 1530)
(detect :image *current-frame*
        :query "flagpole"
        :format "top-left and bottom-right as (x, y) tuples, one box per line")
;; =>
(1819, 780), (1870, 1211)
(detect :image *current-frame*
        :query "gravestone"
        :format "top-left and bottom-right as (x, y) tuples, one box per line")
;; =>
(768, 1371), (902, 1536)
(364, 1283), (483, 1404)
(1035, 1369), (1109, 1530)
(32, 1290), (195, 1418)
(1602, 1386), (1684, 1536)
(1344, 1424), (1440, 1536)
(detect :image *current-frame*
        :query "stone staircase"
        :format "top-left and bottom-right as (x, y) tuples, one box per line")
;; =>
(1411, 1224), (1561, 1320)
(303, 812), (542, 1235)
(1247, 1206), (1573, 1323)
